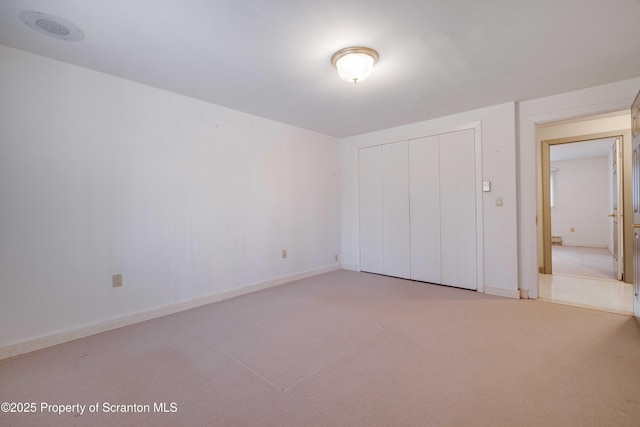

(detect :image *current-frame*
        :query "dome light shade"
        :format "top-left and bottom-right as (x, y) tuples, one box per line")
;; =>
(331, 47), (379, 84)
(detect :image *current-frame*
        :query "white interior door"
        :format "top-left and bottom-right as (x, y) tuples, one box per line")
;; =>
(634, 142), (640, 317)
(612, 138), (624, 280)
(631, 93), (640, 318)
(439, 129), (477, 290)
(358, 146), (384, 274)
(409, 136), (441, 283)
(382, 141), (411, 279)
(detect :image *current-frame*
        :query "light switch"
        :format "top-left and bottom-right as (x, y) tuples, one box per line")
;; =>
(483, 181), (491, 192)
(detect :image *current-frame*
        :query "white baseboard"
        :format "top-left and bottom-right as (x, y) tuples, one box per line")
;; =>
(485, 285), (520, 299)
(341, 263), (358, 271)
(0, 264), (341, 361)
(562, 243), (608, 249)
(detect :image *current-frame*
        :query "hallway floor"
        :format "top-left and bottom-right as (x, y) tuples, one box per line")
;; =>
(538, 273), (633, 315)
(542, 245), (632, 315)
(552, 245), (617, 280)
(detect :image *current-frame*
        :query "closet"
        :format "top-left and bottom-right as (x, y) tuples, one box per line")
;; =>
(358, 128), (481, 290)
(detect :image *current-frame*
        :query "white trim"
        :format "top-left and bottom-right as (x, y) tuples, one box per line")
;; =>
(0, 264), (341, 360)
(354, 122), (483, 150)
(341, 263), (358, 271)
(473, 122), (485, 293)
(355, 144), (361, 272)
(559, 243), (609, 249)
(485, 285), (520, 299)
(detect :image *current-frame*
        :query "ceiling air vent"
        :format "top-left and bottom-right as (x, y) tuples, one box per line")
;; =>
(20, 11), (84, 41)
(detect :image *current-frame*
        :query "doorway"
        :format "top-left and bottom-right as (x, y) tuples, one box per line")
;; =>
(537, 112), (634, 315)
(543, 136), (623, 280)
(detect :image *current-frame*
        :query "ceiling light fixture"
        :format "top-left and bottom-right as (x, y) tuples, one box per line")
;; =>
(331, 47), (379, 84)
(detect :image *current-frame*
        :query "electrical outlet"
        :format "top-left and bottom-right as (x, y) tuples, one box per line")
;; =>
(335, 254), (339, 262)
(495, 196), (503, 207)
(112, 274), (123, 288)
(282, 249), (287, 259)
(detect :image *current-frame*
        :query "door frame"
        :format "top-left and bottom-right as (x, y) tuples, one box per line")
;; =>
(541, 130), (628, 279)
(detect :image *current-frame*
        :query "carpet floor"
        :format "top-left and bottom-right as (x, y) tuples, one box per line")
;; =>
(1, 270), (639, 426)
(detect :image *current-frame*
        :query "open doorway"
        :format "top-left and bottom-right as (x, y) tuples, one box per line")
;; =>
(537, 111), (634, 315)
(546, 137), (621, 280)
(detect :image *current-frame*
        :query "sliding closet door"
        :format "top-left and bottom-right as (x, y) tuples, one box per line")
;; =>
(439, 129), (477, 290)
(382, 141), (411, 279)
(409, 136), (441, 283)
(358, 146), (384, 274)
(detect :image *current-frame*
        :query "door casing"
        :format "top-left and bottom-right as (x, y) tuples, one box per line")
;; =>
(541, 130), (630, 282)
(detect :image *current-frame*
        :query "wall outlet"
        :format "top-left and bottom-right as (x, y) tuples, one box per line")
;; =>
(282, 249), (287, 259)
(112, 274), (123, 288)
(335, 254), (339, 262)
(495, 196), (503, 207)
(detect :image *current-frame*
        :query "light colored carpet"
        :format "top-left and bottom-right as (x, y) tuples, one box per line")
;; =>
(552, 245), (617, 280)
(1, 270), (640, 426)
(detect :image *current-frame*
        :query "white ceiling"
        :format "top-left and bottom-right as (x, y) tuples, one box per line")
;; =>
(1, 0), (640, 137)
(550, 138), (616, 162)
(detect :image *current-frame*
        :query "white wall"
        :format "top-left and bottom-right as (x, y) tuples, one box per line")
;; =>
(340, 102), (519, 297)
(2, 43), (639, 352)
(550, 157), (609, 248)
(518, 77), (640, 298)
(0, 45), (340, 350)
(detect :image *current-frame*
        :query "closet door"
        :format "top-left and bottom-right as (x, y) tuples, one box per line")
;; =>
(382, 141), (411, 279)
(358, 146), (384, 274)
(439, 129), (477, 290)
(409, 136), (441, 283)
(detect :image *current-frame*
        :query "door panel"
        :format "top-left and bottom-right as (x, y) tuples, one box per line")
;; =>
(632, 92), (640, 318)
(612, 138), (624, 280)
(382, 141), (411, 279)
(612, 142), (618, 263)
(358, 146), (384, 274)
(439, 129), (477, 290)
(635, 231), (640, 317)
(358, 128), (480, 292)
(409, 136), (441, 283)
